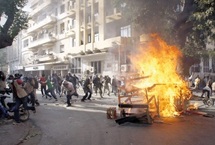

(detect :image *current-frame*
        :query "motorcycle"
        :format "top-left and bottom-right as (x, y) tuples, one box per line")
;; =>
(0, 92), (30, 122)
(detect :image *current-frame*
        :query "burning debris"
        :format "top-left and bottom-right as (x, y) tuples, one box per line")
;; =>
(115, 34), (192, 125)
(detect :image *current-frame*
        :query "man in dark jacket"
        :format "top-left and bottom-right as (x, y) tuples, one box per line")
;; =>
(81, 76), (92, 102)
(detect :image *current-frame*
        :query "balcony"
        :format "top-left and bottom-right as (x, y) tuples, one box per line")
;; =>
(67, 5), (76, 17)
(27, 16), (57, 34)
(35, 54), (57, 63)
(30, 0), (53, 17)
(94, 36), (122, 50)
(106, 8), (122, 23)
(28, 34), (56, 49)
(66, 28), (75, 37)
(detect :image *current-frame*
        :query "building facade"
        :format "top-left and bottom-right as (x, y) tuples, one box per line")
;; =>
(190, 40), (215, 79)
(7, 0), (132, 78)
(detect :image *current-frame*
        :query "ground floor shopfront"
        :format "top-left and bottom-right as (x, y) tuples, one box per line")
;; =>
(20, 51), (120, 79)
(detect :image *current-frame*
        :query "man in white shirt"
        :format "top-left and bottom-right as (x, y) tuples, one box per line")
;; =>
(60, 80), (77, 107)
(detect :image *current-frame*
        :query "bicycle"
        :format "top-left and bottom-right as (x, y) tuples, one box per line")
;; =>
(200, 90), (215, 107)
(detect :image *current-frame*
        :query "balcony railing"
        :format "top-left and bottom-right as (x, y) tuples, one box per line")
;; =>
(106, 8), (122, 23)
(30, 0), (54, 16)
(35, 54), (57, 63)
(27, 16), (57, 34)
(28, 34), (56, 49)
(94, 36), (121, 50)
(66, 28), (75, 37)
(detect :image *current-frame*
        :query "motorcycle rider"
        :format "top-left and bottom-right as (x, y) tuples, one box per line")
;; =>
(0, 71), (11, 119)
(7, 74), (36, 123)
(0, 71), (6, 94)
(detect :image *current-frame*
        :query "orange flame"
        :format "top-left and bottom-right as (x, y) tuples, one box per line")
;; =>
(129, 34), (191, 117)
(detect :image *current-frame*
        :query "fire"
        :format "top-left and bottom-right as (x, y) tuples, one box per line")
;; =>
(129, 34), (191, 117)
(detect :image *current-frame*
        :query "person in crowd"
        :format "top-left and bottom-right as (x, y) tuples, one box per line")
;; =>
(103, 75), (111, 96)
(32, 75), (40, 106)
(0, 71), (6, 93)
(194, 75), (200, 89)
(7, 74), (35, 124)
(23, 76), (36, 107)
(52, 73), (61, 95)
(46, 76), (58, 101)
(73, 74), (79, 91)
(39, 74), (47, 98)
(111, 75), (118, 96)
(81, 76), (92, 102)
(74, 74), (80, 89)
(212, 80), (215, 95)
(200, 82), (212, 98)
(93, 74), (103, 98)
(0, 71), (11, 119)
(60, 80), (77, 107)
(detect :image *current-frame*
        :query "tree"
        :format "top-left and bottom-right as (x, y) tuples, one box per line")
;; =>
(0, 48), (7, 71)
(113, 0), (215, 75)
(184, 0), (215, 55)
(0, 0), (29, 49)
(114, 0), (180, 44)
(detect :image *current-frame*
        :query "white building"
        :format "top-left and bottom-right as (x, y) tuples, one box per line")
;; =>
(190, 40), (215, 80)
(13, 0), (132, 78)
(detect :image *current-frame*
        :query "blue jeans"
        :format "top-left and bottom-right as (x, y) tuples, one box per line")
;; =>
(46, 88), (57, 100)
(12, 97), (34, 122)
(0, 103), (9, 118)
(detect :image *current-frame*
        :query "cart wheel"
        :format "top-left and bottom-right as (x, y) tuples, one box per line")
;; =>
(120, 109), (125, 118)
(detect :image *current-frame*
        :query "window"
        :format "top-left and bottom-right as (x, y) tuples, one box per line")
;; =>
(67, 19), (75, 30)
(71, 58), (81, 73)
(94, 33), (99, 42)
(120, 25), (131, 37)
(71, 19), (75, 28)
(60, 23), (65, 34)
(60, 45), (65, 53)
(91, 61), (101, 74)
(203, 57), (210, 72)
(60, 4), (65, 14)
(68, 0), (75, 10)
(71, 38), (76, 47)
(94, 12), (99, 21)
(87, 15), (91, 23)
(88, 34), (91, 43)
(23, 39), (29, 48)
(212, 56), (215, 73)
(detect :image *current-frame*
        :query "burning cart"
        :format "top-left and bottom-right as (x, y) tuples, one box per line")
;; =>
(115, 73), (191, 125)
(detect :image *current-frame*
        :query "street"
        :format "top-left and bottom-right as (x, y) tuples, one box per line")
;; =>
(17, 89), (215, 145)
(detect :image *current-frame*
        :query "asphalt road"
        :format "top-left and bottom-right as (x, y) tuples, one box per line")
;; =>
(24, 90), (215, 145)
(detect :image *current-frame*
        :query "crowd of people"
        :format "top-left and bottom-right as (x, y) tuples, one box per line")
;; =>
(0, 72), (36, 124)
(0, 71), (120, 123)
(189, 74), (215, 98)
(1, 69), (215, 124)
(37, 73), (119, 105)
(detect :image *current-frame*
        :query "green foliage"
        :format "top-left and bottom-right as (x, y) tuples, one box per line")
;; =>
(113, 0), (180, 44)
(188, 0), (215, 49)
(0, 0), (29, 49)
(0, 48), (7, 65)
(113, 0), (215, 57)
